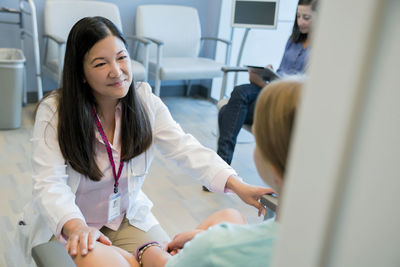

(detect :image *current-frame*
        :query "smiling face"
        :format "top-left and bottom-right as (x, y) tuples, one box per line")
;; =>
(296, 4), (313, 34)
(83, 34), (132, 105)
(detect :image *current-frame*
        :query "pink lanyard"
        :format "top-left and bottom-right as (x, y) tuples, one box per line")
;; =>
(91, 106), (124, 194)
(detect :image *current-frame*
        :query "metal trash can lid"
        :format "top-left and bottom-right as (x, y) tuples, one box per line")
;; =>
(0, 48), (26, 67)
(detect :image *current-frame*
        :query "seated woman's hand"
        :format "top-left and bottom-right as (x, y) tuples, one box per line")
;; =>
(166, 229), (203, 255)
(64, 219), (112, 256)
(248, 71), (268, 88)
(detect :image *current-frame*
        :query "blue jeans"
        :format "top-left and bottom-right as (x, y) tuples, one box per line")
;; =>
(217, 83), (261, 164)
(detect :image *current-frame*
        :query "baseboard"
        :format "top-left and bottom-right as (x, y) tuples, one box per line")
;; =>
(27, 84), (212, 104)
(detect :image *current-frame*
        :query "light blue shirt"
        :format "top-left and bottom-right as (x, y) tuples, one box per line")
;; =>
(165, 219), (277, 267)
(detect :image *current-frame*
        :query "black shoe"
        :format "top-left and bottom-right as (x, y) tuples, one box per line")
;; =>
(202, 186), (211, 192)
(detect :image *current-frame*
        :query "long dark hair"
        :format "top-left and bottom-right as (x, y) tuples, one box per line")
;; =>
(290, 0), (318, 43)
(58, 16), (152, 181)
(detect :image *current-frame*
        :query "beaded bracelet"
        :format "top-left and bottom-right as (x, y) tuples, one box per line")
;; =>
(135, 241), (163, 267)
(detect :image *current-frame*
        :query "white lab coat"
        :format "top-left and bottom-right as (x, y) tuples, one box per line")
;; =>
(16, 82), (236, 261)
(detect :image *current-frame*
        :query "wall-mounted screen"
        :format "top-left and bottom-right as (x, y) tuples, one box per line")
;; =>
(232, 0), (279, 29)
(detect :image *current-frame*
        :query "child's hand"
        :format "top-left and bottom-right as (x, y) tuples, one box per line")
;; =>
(166, 229), (203, 255)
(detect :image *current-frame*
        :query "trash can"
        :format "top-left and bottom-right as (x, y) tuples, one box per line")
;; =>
(0, 48), (25, 129)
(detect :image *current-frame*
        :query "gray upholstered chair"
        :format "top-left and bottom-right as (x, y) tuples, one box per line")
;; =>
(135, 4), (231, 96)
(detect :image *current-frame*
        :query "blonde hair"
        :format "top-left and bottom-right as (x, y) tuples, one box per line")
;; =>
(253, 80), (302, 177)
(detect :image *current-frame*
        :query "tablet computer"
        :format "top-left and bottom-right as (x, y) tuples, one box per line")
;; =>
(245, 65), (280, 81)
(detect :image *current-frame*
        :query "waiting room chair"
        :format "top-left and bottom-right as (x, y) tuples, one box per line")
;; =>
(42, 0), (150, 85)
(135, 4), (231, 96)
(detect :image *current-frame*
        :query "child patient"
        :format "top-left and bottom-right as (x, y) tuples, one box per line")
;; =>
(73, 79), (302, 267)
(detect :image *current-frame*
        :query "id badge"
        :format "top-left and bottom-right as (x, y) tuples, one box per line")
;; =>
(108, 192), (121, 223)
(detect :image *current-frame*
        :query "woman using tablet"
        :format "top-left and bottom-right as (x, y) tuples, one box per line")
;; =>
(216, 0), (317, 166)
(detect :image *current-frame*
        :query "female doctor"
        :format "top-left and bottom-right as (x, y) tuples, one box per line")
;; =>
(19, 16), (272, 259)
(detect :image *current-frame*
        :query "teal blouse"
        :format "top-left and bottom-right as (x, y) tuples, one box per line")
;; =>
(165, 219), (277, 267)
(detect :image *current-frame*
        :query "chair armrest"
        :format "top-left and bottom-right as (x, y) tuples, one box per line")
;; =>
(219, 66), (249, 100)
(221, 66), (248, 73)
(143, 36), (164, 86)
(201, 36), (231, 46)
(42, 34), (66, 84)
(32, 241), (75, 267)
(126, 35), (151, 80)
(200, 37), (232, 65)
(43, 34), (65, 45)
(143, 36), (164, 46)
(126, 35), (151, 46)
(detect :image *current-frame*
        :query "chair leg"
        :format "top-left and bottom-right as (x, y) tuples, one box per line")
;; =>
(220, 72), (228, 100)
(154, 77), (161, 96)
(186, 80), (192, 97)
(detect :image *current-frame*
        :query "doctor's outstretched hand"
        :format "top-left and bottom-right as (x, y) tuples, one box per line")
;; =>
(226, 175), (275, 217)
(63, 218), (112, 256)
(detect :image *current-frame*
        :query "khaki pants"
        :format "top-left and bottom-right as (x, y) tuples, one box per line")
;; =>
(100, 217), (170, 254)
(51, 217), (170, 254)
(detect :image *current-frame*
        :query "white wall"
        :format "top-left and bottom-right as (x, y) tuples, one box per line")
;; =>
(211, 0), (298, 100)
(0, 0), (222, 95)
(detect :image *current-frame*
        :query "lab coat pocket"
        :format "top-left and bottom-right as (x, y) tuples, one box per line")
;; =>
(126, 191), (153, 222)
(130, 152), (148, 175)
(128, 153), (148, 194)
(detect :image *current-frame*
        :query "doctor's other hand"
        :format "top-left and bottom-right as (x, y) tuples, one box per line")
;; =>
(226, 176), (275, 217)
(63, 218), (112, 256)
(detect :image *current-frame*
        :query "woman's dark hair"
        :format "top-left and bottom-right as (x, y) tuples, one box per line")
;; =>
(58, 16), (152, 181)
(290, 0), (318, 43)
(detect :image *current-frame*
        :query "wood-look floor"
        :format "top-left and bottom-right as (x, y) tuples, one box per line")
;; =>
(0, 96), (265, 267)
